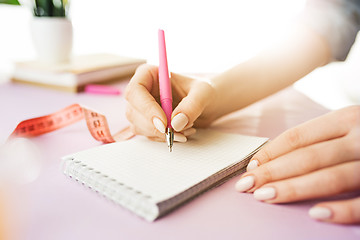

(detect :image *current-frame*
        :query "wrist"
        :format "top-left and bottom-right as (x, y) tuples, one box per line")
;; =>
(202, 77), (224, 122)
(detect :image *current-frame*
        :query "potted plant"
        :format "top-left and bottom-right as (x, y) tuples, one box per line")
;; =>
(31, 0), (72, 64)
(1, 0), (73, 64)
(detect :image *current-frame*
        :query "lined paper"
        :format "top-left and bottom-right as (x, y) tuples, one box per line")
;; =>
(64, 129), (268, 203)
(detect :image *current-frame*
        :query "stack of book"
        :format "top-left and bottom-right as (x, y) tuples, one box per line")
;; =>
(12, 53), (146, 93)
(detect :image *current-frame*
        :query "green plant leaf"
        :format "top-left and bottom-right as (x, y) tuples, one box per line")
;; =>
(0, 0), (21, 5)
(33, 0), (68, 17)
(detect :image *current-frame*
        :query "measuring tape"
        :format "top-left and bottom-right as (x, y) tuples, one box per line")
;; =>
(9, 104), (134, 143)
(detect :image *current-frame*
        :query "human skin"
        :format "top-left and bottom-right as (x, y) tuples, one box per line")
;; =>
(125, 25), (330, 140)
(124, 24), (360, 224)
(236, 106), (360, 224)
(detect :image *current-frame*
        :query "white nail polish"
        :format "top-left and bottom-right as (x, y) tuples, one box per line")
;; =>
(174, 133), (187, 142)
(235, 176), (255, 192)
(309, 207), (332, 220)
(247, 160), (259, 171)
(171, 113), (188, 132)
(254, 187), (276, 201)
(153, 117), (165, 133)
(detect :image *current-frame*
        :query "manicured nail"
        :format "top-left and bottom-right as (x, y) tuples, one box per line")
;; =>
(171, 113), (188, 132)
(247, 160), (259, 171)
(153, 117), (165, 133)
(309, 207), (332, 220)
(174, 133), (187, 142)
(235, 175), (255, 192)
(183, 128), (196, 136)
(254, 187), (276, 201)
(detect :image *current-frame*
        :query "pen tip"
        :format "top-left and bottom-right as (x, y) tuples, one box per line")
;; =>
(169, 146), (172, 152)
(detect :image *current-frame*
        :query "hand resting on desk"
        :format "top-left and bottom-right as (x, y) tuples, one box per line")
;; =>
(236, 106), (360, 224)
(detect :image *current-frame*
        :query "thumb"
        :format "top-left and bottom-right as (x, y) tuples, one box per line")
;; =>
(171, 81), (214, 132)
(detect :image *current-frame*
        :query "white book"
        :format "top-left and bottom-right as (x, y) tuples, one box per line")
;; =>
(62, 129), (268, 221)
(12, 53), (146, 92)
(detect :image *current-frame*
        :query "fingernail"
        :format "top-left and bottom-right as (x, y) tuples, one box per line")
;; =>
(153, 117), (165, 133)
(183, 128), (196, 136)
(171, 113), (188, 132)
(174, 133), (187, 142)
(235, 176), (255, 192)
(309, 207), (332, 220)
(247, 160), (259, 171)
(254, 187), (276, 201)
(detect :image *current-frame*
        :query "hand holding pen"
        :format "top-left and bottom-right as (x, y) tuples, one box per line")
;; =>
(124, 56), (215, 144)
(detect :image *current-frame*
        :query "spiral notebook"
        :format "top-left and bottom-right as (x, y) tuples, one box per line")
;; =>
(62, 129), (268, 221)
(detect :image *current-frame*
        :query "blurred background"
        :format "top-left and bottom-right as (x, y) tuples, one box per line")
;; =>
(0, 2), (359, 239)
(0, 0), (359, 109)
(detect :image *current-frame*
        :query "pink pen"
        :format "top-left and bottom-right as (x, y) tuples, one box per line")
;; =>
(158, 29), (174, 152)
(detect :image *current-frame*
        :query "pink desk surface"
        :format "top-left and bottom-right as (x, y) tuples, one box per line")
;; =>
(0, 81), (359, 240)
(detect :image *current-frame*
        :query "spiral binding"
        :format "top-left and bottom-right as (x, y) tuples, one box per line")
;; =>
(62, 143), (266, 221)
(62, 157), (159, 221)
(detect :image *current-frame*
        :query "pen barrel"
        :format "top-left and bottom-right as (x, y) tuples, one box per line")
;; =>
(158, 29), (173, 128)
(161, 98), (173, 128)
(158, 29), (172, 100)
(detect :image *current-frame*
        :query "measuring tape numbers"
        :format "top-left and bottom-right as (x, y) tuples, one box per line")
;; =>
(9, 104), (134, 143)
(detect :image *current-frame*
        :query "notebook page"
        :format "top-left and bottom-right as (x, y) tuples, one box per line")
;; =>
(66, 129), (268, 203)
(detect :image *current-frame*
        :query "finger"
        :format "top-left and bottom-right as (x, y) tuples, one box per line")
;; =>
(171, 81), (214, 131)
(126, 64), (160, 95)
(347, 125), (360, 160)
(251, 161), (360, 203)
(237, 137), (352, 192)
(183, 128), (196, 137)
(126, 104), (164, 139)
(183, 122), (194, 131)
(127, 106), (188, 143)
(309, 197), (360, 224)
(248, 108), (355, 170)
(124, 64), (168, 127)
